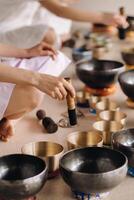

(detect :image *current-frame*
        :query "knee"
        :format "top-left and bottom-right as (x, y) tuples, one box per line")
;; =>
(44, 28), (57, 45)
(29, 89), (43, 111)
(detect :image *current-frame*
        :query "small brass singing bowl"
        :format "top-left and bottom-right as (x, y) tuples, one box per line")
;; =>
(95, 99), (120, 115)
(93, 121), (123, 145)
(67, 131), (103, 150)
(21, 141), (64, 178)
(99, 110), (127, 126)
(89, 95), (106, 109)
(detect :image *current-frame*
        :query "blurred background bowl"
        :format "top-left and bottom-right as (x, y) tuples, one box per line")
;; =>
(0, 154), (48, 200)
(72, 45), (93, 62)
(76, 59), (124, 89)
(22, 141), (64, 178)
(93, 121), (123, 145)
(89, 95), (106, 109)
(121, 48), (134, 66)
(67, 131), (103, 150)
(60, 147), (127, 194)
(112, 128), (134, 168)
(99, 110), (127, 126)
(118, 70), (134, 101)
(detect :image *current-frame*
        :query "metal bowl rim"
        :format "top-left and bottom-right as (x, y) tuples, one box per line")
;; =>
(60, 147), (128, 176)
(21, 141), (64, 158)
(0, 153), (48, 183)
(67, 131), (103, 146)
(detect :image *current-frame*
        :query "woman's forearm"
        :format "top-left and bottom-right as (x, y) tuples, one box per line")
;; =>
(0, 63), (39, 87)
(40, 0), (102, 23)
(0, 43), (30, 58)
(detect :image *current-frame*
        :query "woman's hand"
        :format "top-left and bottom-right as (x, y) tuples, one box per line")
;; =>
(36, 73), (75, 100)
(27, 42), (58, 60)
(101, 13), (128, 28)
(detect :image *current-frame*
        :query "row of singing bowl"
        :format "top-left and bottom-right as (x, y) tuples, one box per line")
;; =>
(22, 141), (64, 178)
(67, 131), (103, 150)
(0, 154), (48, 200)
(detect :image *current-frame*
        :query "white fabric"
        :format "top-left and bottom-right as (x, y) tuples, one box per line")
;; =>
(0, 0), (72, 48)
(0, 52), (71, 119)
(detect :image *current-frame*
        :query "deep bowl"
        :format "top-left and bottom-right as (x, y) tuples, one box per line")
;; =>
(67, 131), (103, 150)
(0, 154), (48, 200)
(72, 45), (93, 62)
(112, 128), (134, 168)
(121, 48), (134, 65)
(60, 147), (127, 194)
(118, 70), (134, 100)
(76, 59), (124, 89)
(21, 141), (64, 178)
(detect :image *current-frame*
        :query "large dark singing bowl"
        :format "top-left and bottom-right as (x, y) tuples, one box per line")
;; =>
(60, 147), (127, 194)
(121, 48), (134, 65)
(118, 70), (134, 100)
(0, 154), (48, 200)
(76, 59), (124, 88)
(112, 129), (134, 168)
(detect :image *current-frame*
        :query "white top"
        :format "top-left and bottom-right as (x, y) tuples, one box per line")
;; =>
(0, 0), (72, 48)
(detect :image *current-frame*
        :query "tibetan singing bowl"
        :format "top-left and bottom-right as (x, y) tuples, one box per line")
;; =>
(0, 154), (48, 200)
(76, 59), (124, 89)
(112, 129), (134, 168)
(95, 99), (119, 115)
(21, 141), (64, 178)
(67, 131), (103, 150)
(119, 70), (134, 101)
(93, 121), (123, 145)
(99, 110), (127, 126)
(121, 48), (134, 65)
(89, 95), (106, 109)
(60, 147), (127, 194)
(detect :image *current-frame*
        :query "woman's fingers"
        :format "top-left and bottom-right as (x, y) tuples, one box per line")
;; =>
(62, 78), (76, 98)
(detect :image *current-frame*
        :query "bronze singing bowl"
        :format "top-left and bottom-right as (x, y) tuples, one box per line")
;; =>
(67, 131), (103, 150)
(93, 121), (123, 145)
(99, 110), (127, 126)
(21, 141), (64, 176)
(95, 99), (120, 115)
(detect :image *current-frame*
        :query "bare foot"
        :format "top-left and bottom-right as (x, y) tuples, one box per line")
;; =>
(0, 118), (13, 142)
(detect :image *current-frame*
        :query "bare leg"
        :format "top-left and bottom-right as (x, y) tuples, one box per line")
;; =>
(4, 85), (43, 119)
(0, 85), (44, 141)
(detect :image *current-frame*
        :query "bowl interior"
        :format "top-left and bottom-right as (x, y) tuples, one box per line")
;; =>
(22, 142), (64, 157)
(67, 131), (103, 147)
(113, 129), (134, 148)
(77, 59), (123, 72)
(0, 154), (46, 181)
(60, 147), (126, 174)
